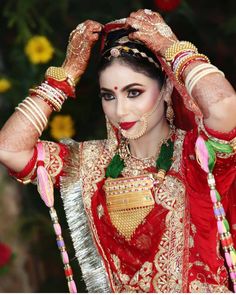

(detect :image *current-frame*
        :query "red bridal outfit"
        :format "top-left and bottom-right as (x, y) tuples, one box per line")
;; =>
(9, 22), (236, 293)
(9, 119), (236, 292)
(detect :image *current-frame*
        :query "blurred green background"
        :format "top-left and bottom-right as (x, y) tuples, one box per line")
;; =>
(0, 0), (235, 292)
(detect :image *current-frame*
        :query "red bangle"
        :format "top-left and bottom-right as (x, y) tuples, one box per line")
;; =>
(46, 78), (75, 98)
(8, 146), (38, 179)
(171, 50), (195, 70)
(179, 57), (209, 84)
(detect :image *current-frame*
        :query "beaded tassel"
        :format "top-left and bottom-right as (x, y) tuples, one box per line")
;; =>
(195, 135), (236, 292)
(36, 141), (77, 293)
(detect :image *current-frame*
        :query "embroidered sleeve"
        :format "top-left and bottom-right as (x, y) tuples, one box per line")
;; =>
(9, 141), (69, 188)
(182, 125), (236, 197)
(40, 141), (69, 187)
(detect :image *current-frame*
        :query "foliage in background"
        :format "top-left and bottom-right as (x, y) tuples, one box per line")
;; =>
(0, 0), (235, 292)
(0, 242), (14, 276)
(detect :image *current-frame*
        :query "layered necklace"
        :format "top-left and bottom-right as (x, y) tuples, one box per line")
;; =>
(106, 126), (175, 179)
(103, 127), (175, 241)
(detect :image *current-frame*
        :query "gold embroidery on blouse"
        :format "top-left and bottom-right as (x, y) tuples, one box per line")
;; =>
(80, 139), (118, 291)
(153, 176), (187, 292)
(188, 260), (229, 292)
(41, 141), (63, 184)
(111, 254), (153, 292)
(189, 279), (230, 293)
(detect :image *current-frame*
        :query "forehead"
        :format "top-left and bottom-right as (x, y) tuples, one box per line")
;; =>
(99, 61), (155, 88)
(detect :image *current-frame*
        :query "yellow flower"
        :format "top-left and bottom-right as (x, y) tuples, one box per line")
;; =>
(50, 115), (75, 140)
(0, 78), (11, 93)
(25, 36), (54, 64)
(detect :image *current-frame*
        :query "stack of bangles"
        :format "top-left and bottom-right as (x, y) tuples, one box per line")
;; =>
(164, 41), (225, 96)
(15, 67), (77, 137)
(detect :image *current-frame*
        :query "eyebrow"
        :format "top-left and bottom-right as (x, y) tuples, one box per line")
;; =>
(100, 83), (144, 93)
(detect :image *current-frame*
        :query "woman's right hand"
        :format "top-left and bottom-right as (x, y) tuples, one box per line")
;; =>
(62, 20), (103, 84)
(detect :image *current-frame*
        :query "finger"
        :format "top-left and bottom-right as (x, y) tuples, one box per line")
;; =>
(87, 25), (103, 37)
(90, 32), (100, 42)
(128, 31), (146, 42)
(125, 17), (141, 31)
(126, 18), (152, 32)
(129, 9), (146, 18)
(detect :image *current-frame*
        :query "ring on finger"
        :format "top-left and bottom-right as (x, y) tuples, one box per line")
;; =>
(132, 23), (141, 30)
(76, 23), (86, 34)
(154, 23), (173, 38)
(144, 9), (153, 15)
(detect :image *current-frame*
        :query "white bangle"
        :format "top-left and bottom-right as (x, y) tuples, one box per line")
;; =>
(15, 106), (42, 136)
(25, 96), (48, 127)
(18, 101), (44, 133)
(34, 88), (62, 111)
(188, 68), (225, 95)
(185, 63), (217, 90)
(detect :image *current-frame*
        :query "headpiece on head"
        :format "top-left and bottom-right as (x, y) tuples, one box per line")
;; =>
(100, 19), (161, 70)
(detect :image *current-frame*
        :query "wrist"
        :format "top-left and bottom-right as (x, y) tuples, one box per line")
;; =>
(45, 66), (78, 98)
(159, 39), (178, 57)
(61, 63), (82, 85)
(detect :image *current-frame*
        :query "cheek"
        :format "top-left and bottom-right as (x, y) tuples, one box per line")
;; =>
(102, 101), (115, 118)
(137, 90), (160, 114)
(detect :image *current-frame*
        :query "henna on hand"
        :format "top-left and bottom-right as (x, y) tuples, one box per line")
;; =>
(62, 20), (103, 82)
(125, 9), (177, 56)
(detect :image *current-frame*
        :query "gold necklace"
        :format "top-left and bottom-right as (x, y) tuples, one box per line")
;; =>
(118, 126), (175, 177)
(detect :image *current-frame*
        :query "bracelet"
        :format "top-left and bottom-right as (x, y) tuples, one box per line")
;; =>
(164, 41), (198, 62)
(26, 96), (48, 127)
(18, 101), (45, 132)
(171, 50), (196, 71)
(188, 68), (225, 95)
(16, 106), (42, 136)
(185, 63), (217, 90)
(15, 96), (49, 136)
(30, 88), (62, 112)
(175, 54), (210, 84)
(29, 85), (66, 112)
(45, 66), (77, 97)
(199, 119), (236, 151)
(8, 146), (38, 184)
(46, 78), (75, 98)
(179, 58), (209, 83)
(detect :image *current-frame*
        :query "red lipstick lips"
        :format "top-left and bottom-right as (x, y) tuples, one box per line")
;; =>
(119, 121), (137, 130)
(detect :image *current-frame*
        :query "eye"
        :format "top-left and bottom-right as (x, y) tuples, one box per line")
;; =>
(127, 89), (143, 98)
(99, 92), (116, 101)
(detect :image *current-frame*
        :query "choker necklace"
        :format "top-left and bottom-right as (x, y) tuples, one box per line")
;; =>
(105, 127), (175, 179)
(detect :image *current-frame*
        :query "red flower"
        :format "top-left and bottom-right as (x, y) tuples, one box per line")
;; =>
(154, 0), (181, 11)
(0, 243), (12, 268)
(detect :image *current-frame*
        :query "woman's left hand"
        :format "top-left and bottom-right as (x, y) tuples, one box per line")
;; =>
(125, 9), (178, 57)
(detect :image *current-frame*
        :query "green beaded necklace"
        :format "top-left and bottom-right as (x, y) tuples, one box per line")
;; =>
(105, 138), (174, 178)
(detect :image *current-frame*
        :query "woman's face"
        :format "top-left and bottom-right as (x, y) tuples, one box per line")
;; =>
(99, 61), (165, 139)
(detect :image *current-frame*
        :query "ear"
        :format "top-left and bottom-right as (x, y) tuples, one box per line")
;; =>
(162, 78), (174, 103)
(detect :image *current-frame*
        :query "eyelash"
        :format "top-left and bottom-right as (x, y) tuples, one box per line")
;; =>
(100, 89), (143, 101)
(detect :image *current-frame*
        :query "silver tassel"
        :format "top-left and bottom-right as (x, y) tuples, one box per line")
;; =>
(60, 139), (111, 293)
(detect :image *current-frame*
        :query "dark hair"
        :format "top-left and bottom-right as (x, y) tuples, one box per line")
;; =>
(98, 29), (165, 87)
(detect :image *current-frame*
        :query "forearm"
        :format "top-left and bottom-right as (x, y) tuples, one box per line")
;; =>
(0, 97), (52, 171)
(0, 96), (52, 153)
(182, 61), (236, 132)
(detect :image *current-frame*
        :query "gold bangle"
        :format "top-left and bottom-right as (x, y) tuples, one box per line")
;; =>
(45, 66), (77, 87)
(164, 41), (198, 62)
(175, 53), (210, 84)
(29, 88), (62, 112)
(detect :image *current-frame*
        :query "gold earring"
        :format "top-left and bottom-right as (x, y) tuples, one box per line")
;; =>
(166, 102), (174, 126)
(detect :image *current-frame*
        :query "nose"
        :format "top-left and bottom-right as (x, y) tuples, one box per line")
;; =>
(116, 98), (128, 119)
